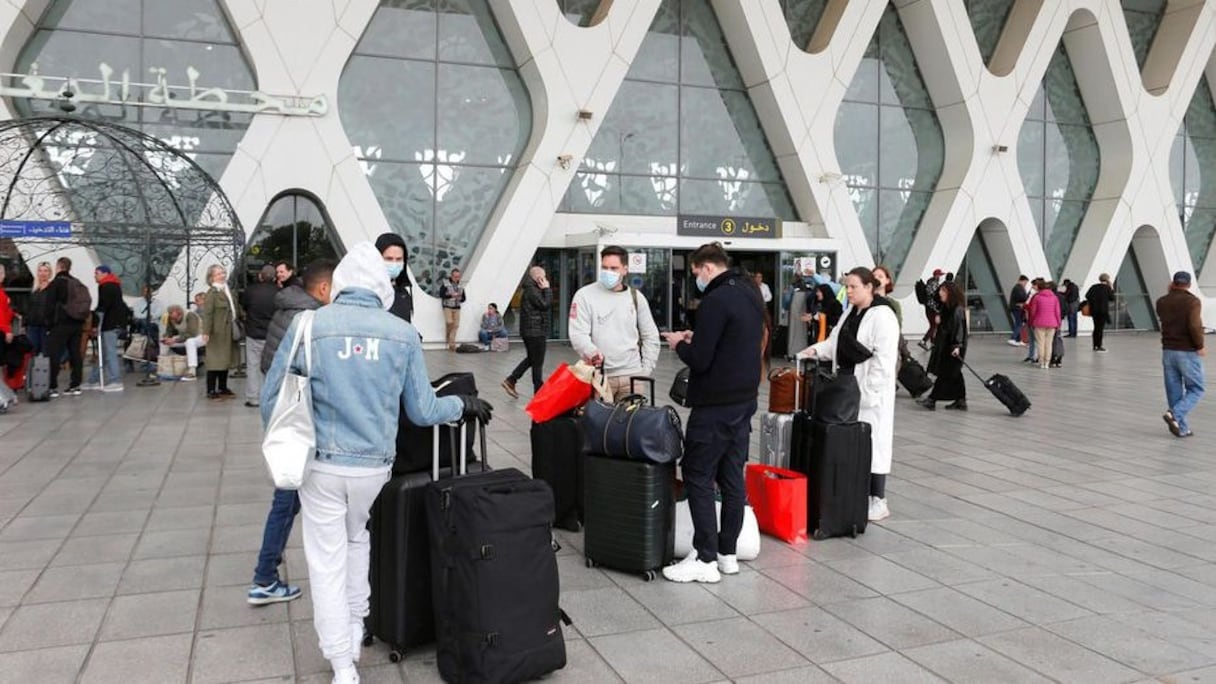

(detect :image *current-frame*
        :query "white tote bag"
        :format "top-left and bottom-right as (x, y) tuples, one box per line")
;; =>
(261, 311), (316, 489)
(674, 500), (761, 561)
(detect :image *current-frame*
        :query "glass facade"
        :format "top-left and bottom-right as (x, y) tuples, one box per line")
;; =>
(1121, 0), (1166, 71)
(834, 5), (944, 278)
(557, 0), (607, 27)
(14, 0), (255, 184)
(1170, 77), (1216, 276)
(243, 193), (343, 281)
(1113, 247), (1157, 330)
(780, 0), (829, 53)
(340, 0), (532, 289)
(962, 0), (1014, 66)
(958, 233), (1010, 332)
(1017, 45), (1100, 279)
(560, 0), (797, 219)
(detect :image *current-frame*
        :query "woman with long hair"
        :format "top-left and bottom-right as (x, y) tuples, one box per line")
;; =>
(24, 261), (53, 354)
(799, 267), (901, 521)
(200, 264), (242, 399)
(919, 280), (968, 410)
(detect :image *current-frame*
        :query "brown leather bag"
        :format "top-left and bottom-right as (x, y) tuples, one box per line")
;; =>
(767, 367), (810, 414)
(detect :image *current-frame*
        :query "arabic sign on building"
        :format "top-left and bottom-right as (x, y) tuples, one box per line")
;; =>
(677, 214), (782, 240)
(0, 220), (72, 238)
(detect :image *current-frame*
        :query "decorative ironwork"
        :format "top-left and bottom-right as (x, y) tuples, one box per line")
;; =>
(0, 115), (244, 298)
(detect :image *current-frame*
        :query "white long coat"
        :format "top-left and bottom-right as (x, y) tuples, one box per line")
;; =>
(805, 304), (900, 474)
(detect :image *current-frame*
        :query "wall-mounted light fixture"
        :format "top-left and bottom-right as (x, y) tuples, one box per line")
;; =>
(992, 144), (1009, 153)
(577, 109), (594, 120)
(557, 154), (573, 170)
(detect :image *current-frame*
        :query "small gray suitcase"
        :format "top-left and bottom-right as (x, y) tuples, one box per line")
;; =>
(759, 360), (805, 468)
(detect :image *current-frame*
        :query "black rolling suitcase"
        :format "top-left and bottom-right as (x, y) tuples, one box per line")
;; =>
(898, 353), (933, 397)
(963, 361), (1030, 416)
(366, 422), (484, 662)
(394, 373), (478, 474)
(427, 422), (569, 684)
(531, 414), (584, 532)
(582, 455), (675, 581)
(808, 420), (872, 539)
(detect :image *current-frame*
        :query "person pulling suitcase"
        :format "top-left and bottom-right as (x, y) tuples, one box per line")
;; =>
(262, 243), (493, 684)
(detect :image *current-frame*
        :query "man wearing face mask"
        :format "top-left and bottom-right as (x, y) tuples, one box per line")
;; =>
(569, 245), (661, 398)
(375, 232), (414, 323)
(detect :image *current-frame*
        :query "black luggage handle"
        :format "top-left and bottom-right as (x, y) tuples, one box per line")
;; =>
(960, 359), (985, 383)
(431, 416), (489, 482)
(629, 376), (655, 404)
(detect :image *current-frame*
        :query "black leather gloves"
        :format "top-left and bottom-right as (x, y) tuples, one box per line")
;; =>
(459, 395), (494, 424)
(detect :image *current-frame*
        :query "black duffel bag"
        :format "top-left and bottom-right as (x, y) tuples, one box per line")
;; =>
(394, 372), (478, 474)
(809, 365), (860, 424)
(583, 378), (682, 464)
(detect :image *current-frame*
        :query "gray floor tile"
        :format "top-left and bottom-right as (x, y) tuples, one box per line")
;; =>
(953, 578), (1094, 625)
(760, 561), (879, 604)
(191, 623), (294, 683)
(0, 539), (61, 570)
(589, 628), (722, 683)
(24, 562), (124, 603)
(0, 569), (39, 608)
(619, 580), (739, 626)
(209, 523), (265, 554)
(117, 555), (206, 594)
(752, 606), (889, 664)
(1045, 614), (1216, 674)
(206, 552), (257, 587)
(0, 644), (89, 683)
(822, 596), (959, 650)
(0, 514), (80, 541)
(673, 617), (808, 677)
(978, 627), (1143, 682)
(80, 633), (192, 684)
(144, 505), (215, 531)
(561, 586), (660, 637)
(890, 586), (1030, 636)
(71, 510), (149, 537)
(132, 527), (211, 560)
(822, 651), (945, 683)
(702, 568), (811, 615)
(100, 589), (200, 641)
(198, 581), (293, 630)
(547, 639), (624, 683)
(826, 555), (940, 595)
(51, 533), (139, 567)
(0, 598), (109, 652)
(731, 665), (838, 683)
(902, 638), (1051, 683)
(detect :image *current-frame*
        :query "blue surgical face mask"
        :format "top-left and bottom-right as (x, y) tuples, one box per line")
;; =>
(385, 262), (404, 280)
(695, 277), (709, 292)
(598, 270), (621, 290)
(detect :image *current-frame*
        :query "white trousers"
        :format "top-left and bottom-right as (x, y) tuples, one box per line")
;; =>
(185, 335), (206, 369)
(300, 469), (388, 664)
(245, 338), (265, 402)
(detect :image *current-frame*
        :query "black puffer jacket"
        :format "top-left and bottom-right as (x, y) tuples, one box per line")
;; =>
(260, 285), (323, 373)
(518, 276), (551, 338)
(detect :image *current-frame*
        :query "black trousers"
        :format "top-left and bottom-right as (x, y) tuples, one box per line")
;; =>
(207, 369), (230, 394)
(508, 335), (547, 391)
(929, 356), (966, 401)
(1092, 318), (1106, 349)
(44, 322), (83, 390)
(682, 399), (757, 562)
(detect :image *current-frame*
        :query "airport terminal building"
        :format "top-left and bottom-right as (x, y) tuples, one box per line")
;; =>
(0, 0), (1213, 343)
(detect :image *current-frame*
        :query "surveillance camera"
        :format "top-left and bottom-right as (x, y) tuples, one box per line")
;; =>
(556, 154), (573, 170)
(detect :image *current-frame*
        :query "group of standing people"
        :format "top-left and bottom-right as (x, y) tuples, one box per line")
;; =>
(1008, 273), (1115, 365)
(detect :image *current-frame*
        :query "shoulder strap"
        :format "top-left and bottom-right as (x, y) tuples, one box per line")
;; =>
(629, 287), (643, 353)
(285, 310), (315, 376)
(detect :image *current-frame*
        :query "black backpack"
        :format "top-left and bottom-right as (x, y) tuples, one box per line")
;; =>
(63, 276), (92, 321)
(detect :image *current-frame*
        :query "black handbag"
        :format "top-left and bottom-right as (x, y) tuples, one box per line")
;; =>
(668, 367), (690, 407)
(810, 366), (860, 424)
(582, 392), (683, 464)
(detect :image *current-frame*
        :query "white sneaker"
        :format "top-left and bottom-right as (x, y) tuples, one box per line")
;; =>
(350, 621), (363, 663)
(1005, 339), (1020, 347)
(662, 553), (721, 584)
(868, 497), (890, 522)
(80, 382), (103, 391)
(102, 384), (125, 392)
(717, 553), (739, 575)
(332, 665), (359, 684)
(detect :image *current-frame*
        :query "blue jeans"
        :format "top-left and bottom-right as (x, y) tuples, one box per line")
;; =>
(26, 325), (48, 355)
(478, 329), (507, 345)
(87, 329), (122, 386)
(253, 488), (302, 586)
(1163, 349), (1206, 434)
(1010, 308), (1025, 342)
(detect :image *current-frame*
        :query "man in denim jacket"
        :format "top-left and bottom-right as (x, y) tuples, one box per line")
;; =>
(263, 242), (493, 684)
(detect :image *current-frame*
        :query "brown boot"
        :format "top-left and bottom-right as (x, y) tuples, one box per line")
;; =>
(501, 377), (519, 399)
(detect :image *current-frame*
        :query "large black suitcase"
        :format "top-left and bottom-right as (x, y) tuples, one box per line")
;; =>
(808, 420), (872, 540)
(964, 361), (1030, 416)
(531, 415), (584, 532)
(898, 353), (933, 397)
(395, 373), (478, 474)
(582, 454), (675, 581)
(366, 423), (483, 662)
(427, 427), (568, 683)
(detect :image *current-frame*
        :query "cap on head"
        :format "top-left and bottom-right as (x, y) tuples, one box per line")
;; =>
(95, 265), (112, 274)
(932, 268), (944, 277)
(1173, 271), (1192, 286)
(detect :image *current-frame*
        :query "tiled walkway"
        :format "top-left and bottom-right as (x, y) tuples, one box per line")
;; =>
(0, 333), (1213, 683)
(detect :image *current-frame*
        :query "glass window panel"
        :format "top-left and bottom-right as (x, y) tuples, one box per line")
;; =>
(879, 105), (944, 190)
(622, 174), (677, 215)
(679, 179), (795, 219)
(845, 52), (880, 103)
(877, 8), (933, 110)
(437, 0), (515, 67)
(1184, 136), (1204, 204)
(1121, 2), (1165, 71)
(627, 0), (679, 83)
(142, 39), (255, 94)
(963, 0), (1015, 65)
(365, 160), (435, 270)
(679, 0), (744, 90)
(1185, 207), (1216, 272)
(18, 29), (140, 84)
(1049, 123), (1100, 200)
(144, 0), (236, 42)
(563, 170), (621, 213)
(559, 0), (606, 27)
(679, 87), (781, 182)
(1018, 120), (1045, 198)
(1043, 46), (1090, 125)
(962, 232), (1011, 332)
(847, 186), (878, 258)
(437, 64), (529, 166)
(781, 0), (828, 52)
(877, 189), (931, 277)
(339, 56), (436, 161)
(835, 102), (879, 187)
(1026, 85), (1046, 121)
(593, 81), (678, 176)
(435, 166), (511, 269)
(42, 0), (140, 34)
(1171, 134), (1186, 207)
(356, 0), (437, 59)
(1044, 199), (1087, 277)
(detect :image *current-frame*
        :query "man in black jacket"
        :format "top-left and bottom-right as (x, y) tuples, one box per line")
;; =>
(241, 265), (279, 407)
(82, 265), (129, 391)
(661, 243), (763, 584)
(502, 265), (551, 397)
(43, 257), (88, 397)
(1007, 275), (1029, 347)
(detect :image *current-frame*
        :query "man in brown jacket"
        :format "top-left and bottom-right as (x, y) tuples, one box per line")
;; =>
(1157, 271), (1206, 438)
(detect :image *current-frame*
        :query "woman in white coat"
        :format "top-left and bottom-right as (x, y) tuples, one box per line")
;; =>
(797, 267), (900, 522)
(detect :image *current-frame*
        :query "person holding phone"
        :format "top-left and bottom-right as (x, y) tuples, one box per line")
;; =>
(502, 265), (551, 397)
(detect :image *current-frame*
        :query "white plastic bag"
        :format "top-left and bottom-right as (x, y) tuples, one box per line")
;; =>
(261, 311), (315, 489)
(674, 500), (761, 561)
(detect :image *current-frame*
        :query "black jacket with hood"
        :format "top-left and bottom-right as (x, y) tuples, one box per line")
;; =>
(260, 285), (323, 373)
(518, 274), (552, 338)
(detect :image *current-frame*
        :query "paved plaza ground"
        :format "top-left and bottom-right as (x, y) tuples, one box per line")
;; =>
(0, 333), (1214, 683)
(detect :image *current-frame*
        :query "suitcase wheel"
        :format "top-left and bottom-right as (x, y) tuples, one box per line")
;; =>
(389, 650), (403, 663)
(362, 634), (374, 648)
(812, 528), (828, 541)
(643, 570), (657, 582)
(585, 558), (597, 569)
(850, 524), (858, 539)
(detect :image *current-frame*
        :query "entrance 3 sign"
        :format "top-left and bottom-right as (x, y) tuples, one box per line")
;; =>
(677, 214), (781, 239)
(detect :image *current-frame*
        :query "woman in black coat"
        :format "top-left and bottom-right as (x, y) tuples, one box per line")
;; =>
(921, 281), (968, 410)
(1083, 273), (1115, 352)
(502, 265), (552, 397)
(802, 283), (843, 343)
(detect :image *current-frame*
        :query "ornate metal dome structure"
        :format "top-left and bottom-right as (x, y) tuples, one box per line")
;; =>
(0, 115), (244, 296)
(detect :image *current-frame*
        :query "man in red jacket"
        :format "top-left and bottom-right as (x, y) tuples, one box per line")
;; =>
(1158, 271), (1205, 438)
(0, 264), (13, 377)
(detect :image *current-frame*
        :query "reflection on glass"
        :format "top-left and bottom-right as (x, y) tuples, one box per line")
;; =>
(1172, 77), (1216, 275)
(244, 194), (344, 279)
(562, 0), (796, 219)
(341, 0), (532, 287)
(1121, 0), (1166, 71)
(835, 5), (943, 277)
(962, 0), (1014, 66)
(780, 0), (829, 52)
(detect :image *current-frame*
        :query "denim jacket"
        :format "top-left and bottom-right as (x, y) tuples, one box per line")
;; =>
(261, 287), (464, 469)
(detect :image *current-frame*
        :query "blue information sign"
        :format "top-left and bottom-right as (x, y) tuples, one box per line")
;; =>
(0, 220), (72, 238)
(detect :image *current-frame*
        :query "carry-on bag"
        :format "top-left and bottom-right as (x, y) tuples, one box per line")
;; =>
(366, 422), (484, 662)
(27, 353), (51, 402)
(767, 366), (809, 413)
(427, 422), (569, 683)
(897, 353), (933, 397)
(530, 413), (584, 531)
(582, 454), (675, 581)
(746, 463), (808, 544)
(963, 361), (1031, 416)
(581, 377), (682, 464)
(394, 372), (478, 475)
(807, 420), (872, 540)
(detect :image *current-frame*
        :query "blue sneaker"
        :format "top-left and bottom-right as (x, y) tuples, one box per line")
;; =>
(246, 580), (302, 606)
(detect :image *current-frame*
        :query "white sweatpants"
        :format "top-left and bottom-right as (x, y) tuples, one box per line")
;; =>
(244, 338), (265, 402)
(300, 469), (388, 665)
(185, 335), (206, 369)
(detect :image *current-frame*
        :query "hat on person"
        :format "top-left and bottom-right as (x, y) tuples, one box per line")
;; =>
(932, 268), (944, 277)
(1173, 270), (1192, 286)
(332, 242), (394, 310)
(95, 264), (112, 274)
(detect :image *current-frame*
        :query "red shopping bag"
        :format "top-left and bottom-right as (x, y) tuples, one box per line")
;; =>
(525, 363), (594, 423)
(746, 463), (808, 544)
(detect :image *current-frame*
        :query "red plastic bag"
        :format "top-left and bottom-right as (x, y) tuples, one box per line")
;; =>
(525, 363), (594, 423)
(746, 463), (808, 544)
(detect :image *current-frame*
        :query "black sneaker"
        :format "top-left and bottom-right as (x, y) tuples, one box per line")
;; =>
(67, 386), (83, 396)
(944, 400), (968, 411)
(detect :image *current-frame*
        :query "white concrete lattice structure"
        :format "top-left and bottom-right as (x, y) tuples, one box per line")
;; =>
(1, 0), (1215, 339)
